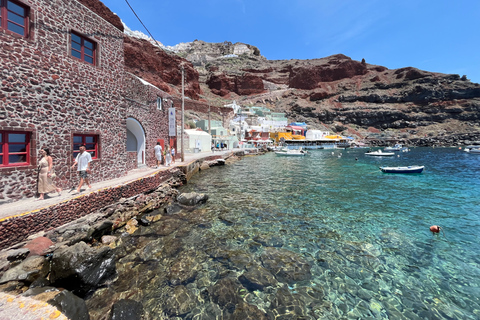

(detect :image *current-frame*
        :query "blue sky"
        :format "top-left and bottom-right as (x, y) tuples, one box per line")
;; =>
(100, 0), (480, 84)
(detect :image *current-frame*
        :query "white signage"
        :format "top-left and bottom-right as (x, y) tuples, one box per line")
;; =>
(168, 108), (176, 136)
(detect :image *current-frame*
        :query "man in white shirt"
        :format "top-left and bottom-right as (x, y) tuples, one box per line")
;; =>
(154, 142), (162, 168)
(71, 144), (92, 193)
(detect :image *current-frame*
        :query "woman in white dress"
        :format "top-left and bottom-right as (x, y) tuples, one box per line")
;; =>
(37, 148), (61, 200)
(165, 146), (172, 166)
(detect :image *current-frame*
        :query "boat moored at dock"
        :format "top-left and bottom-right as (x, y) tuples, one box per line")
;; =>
(275, 147), (308, 156)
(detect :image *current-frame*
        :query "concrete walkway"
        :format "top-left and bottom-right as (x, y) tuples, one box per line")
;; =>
(0, 292), (68, 320)
(0, 151), (232, 222)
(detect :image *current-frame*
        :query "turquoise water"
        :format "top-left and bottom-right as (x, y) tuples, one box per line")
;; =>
(177, 147), (480, 319)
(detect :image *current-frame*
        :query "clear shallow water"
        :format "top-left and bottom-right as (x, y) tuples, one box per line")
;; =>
(177, 147), (480, 319)
(87, 147), (480, 319)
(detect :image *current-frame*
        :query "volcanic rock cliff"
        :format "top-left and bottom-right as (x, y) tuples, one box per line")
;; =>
(173, 41), (480, 145)
(88, 0), (480, 145)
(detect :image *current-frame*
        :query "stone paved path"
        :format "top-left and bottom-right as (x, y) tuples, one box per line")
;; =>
(0, 292), (68, 320)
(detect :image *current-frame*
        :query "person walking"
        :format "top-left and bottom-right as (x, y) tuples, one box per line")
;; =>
(165, 146), (172, 167)
(171, 146), (175, 164)
(71, 144), (92, 194)
(36, 148), (62, 200)
(154, 142), (162, 168)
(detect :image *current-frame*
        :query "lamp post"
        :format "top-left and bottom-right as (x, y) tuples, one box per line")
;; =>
(181, 65), (185, 162)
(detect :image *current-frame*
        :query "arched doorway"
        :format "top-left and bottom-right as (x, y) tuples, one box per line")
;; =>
(126, 117), (145, 165)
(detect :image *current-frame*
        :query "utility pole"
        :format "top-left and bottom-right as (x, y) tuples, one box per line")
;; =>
(238, 107), (242, 141)
(181, 65), (185, 162)
(208, 104), (211, 135)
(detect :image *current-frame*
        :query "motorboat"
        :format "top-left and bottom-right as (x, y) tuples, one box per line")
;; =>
(365, 150), (395, 156)
(379, 166), (425, 173)
(384, 144), (408, 152)
(464, 145), (480, 154)
(275, 147), (307, 156)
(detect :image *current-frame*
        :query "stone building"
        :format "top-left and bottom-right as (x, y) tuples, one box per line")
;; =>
(0, 0), (171, 203)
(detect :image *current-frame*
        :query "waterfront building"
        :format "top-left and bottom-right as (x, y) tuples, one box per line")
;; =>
(196, 120), (223, 132)
(182, 129), (212, 153)
(0, 0), (172, 202)
(196, 120), (239, 150)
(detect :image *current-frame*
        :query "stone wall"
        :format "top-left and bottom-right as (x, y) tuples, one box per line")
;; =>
(0, 168), (185, 249)
(0, 0), (126, 202)
(0, 152), (238, 250)
(124, 73), (171, 168)
(0, 0), (178, 204)
(126, 151), (137, 171)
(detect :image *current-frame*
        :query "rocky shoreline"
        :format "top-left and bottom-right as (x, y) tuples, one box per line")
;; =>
(363, 132), (480, 147)
(0, 155), (241, 320)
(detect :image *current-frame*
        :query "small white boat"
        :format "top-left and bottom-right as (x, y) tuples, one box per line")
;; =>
(275, 148), (307, 156)
(464, 145), (480, 154)
(365, 150), (395, 156)
(384, 144), (403, 151)
(380, 166), (425, 173)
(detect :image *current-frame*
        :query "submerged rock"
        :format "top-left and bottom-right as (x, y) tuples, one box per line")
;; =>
(239, 265), (278, 291)
(231, 302), (269, 320)
(187, 302), (223, 320)
(109, 299), (143, 320)
(177, 192), (209, 206)
(168, 251), (205, 285)
(209, 277), (242, 309)
(164, 285), (198, 316)
(260, 247), (312, 284)
(268, 287), (310, 319)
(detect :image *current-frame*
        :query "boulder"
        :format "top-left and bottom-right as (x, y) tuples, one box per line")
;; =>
(0, 255), (49, 284)
(50, 242), (116, 297)
(101, 235), (117, 245)
(49, 290), (90, 320)
(6, 248), (30, 261)
(177, 192), (209, 206)
(22, 285), (59, 300)
(24, 237), (54, 256)
(87, 221), (114, 241)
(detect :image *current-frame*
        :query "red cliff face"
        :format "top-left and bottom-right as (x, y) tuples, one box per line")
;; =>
(73, 2), (480, 143)
(205, 54), (370, 94)
(124, 37), (202, 100)
(206, 73), (266, 96)
(289, 58), (368, 90)
(77, 0), (123, 31)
